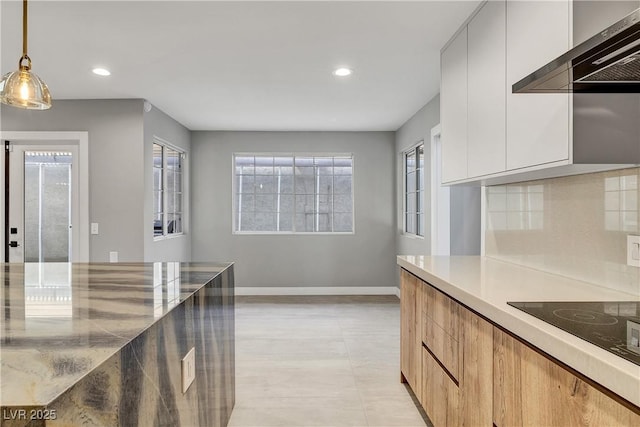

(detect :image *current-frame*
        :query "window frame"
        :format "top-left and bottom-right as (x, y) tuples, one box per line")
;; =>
(153, 139), (186, 240)
(403, 142), (425, 238)
(232, 152), (355, 235)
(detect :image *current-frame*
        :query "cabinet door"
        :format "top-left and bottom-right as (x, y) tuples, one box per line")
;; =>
(459, 307), (493, 427)
(467, 0), (506, 178)
(400, 270), (422, 401)
(506, 0), (570, 170)
(441, 27), (468, 183)
(493, 328), (640, 427)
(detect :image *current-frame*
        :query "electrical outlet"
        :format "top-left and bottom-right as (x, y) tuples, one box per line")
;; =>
(109, 251), (118, 263)
(91, 223), (99, 235)
(181, 347), (196, 393)
(627, 235), (640, 267)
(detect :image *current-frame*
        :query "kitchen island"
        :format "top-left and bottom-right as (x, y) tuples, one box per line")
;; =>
(398, 255), (640, 426)
(0, 262), (234, 427)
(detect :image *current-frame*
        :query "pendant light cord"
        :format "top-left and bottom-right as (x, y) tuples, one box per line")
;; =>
(19, 0), (31, 70)
(22, 0), (28, 57)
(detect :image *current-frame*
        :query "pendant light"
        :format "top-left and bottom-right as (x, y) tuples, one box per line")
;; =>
(0, 0), (51, 110)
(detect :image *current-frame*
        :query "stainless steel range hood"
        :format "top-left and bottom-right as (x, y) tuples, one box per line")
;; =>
(513, 7), (640, 93)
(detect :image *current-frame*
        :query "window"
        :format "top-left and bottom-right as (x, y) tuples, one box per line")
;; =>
(234, 154), (354, 233)
(404, 144), (424, 236)
(153, 142), (184, 238)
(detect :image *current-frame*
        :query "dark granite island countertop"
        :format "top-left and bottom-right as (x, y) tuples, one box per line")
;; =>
(0, 262), (235, 427)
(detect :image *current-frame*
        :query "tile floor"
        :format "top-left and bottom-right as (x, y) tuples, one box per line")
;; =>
(227, 296), (430, 427)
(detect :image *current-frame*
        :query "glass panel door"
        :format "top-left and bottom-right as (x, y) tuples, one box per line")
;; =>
(24, 151), (72, 262)
(8, 147), (73, 263)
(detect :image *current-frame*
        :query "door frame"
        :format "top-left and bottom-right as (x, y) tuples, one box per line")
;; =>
(430, 124), (450, 256)
(1, 131), (89, 262)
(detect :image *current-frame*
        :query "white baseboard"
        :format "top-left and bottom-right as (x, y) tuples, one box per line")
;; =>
(235, 286), (399, 296)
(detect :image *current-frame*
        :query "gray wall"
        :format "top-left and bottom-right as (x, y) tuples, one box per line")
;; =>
(143, 103), (191, 262)
(450, 186), (481, 255)
(1, 100), (145, 262)
(190, 131), (396, 289)
(394, 93), (481, 272)
(395, 95), (440, 256)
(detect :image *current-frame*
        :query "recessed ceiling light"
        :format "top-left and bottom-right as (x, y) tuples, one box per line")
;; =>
(333, 67), (352, 77)
(92, 68), (111, 76)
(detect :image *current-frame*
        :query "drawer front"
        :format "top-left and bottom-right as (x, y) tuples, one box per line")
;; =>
(422, 281), (460, 380)
(424, 317), (460, 381)
(422, 346), (459, 427)
(425, 284), (459, 340)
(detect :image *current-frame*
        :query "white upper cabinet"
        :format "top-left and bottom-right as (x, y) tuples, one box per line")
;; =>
(505, 0), (570, 171)
(467, 0), (506, 178)
(441, 27), (468, 184)
(441, 0), (569, 185)
(440, 0), (639, 185)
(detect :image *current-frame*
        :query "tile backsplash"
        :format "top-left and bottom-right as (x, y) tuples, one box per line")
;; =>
(485, 167), (640, 296)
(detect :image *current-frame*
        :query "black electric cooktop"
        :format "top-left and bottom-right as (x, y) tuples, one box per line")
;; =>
(508, 301), (640, 366)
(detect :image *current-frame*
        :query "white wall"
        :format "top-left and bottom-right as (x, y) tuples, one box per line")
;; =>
(395, 95), (440, 256)
(143, 103), (191, 262)
(1, 100), (145, 261)
(190, 131), (396, 289)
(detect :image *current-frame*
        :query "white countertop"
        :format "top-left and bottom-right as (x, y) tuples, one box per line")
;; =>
(397, 255), (640, 408)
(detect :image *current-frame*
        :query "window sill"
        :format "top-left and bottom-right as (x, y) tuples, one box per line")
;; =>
(153, 233), (186, 242)
(232, 231), (355, 236)
(402, 232), (425, 240)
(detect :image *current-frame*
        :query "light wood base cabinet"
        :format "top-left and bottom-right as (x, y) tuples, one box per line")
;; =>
(493, 328), (640, 427)
(402, 269), (493, 427)
(400, 267), (640, 426)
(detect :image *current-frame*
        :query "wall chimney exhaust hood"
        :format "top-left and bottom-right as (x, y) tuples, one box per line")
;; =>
(513, 8), (640, 93)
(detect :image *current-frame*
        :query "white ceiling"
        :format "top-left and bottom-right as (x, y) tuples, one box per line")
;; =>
(1, 1), (480, 131)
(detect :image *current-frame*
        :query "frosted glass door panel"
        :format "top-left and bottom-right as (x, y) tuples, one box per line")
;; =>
(24, 152), (72, 262)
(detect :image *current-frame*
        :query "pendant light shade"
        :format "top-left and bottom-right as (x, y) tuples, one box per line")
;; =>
(0, 57), (51, 110)
(0, 0), (51, 110)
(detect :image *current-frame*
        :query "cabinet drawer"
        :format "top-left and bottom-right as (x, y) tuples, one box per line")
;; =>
(424, 284), (460, 339)
(422, 346), (459, 427)
(423, 318), (460, 381)
(422, 282), (461, 381)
